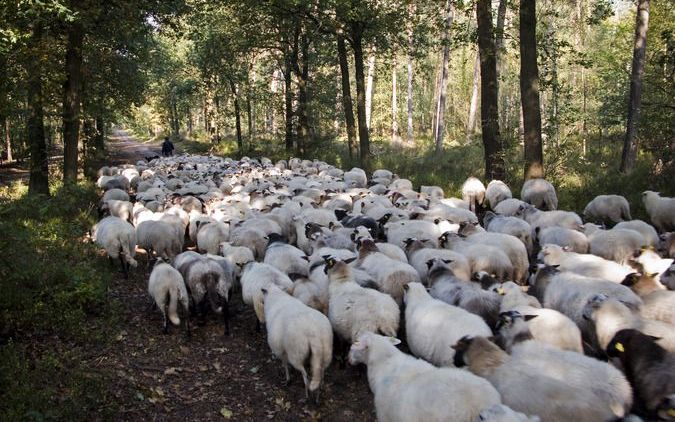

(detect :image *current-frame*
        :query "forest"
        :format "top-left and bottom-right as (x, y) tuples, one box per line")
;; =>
(0, 0), (674, 420)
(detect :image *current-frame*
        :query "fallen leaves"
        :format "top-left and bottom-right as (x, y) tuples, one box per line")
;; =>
(220, 406), (233, 419)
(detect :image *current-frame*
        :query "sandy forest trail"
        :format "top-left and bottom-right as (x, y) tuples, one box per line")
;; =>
(96, 132), (376, 421)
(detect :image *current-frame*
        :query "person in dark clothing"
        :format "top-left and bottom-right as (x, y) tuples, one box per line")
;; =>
(161, 136), (174, 157)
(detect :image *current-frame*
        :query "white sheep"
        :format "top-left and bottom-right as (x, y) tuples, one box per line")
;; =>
(92, 216), (138, 278)
(196, 221), (230, 255)
(515, 204), (582, 231)
(344, 167), (367, 188)
(348, 332), (502, 422)
(493, 198), (529, 217)
(240, 262), (293, 329)
(484, 212), (534, 255)
(621, 272), (675, 324)
(520, 178), (557, 210)
(485, 180), (513, 209)
(642, 191), (675, 232)
(614, 219), (660, 247)
(263, 233), (309, 277)
(586, 227), (646, 264)
(538, 244), (633, 282)
(356, 239), (420, 304)
(476, 404), (540, 422)
(535, 226), (589, 254)
(101, 188), (130, 203)
(461, 177), (486, 212)
(262, 284), (332, 403)
(136, 220), (182, 264)
(385, 219), (442, 249)
(460, 231), (529, 284)
(404, 238), (471, 282)
(583, 194), (631, 224)
(218, 241), (255, 280)
(440, 232), (515, 282)
(148, 261), (190, 335)
(631, 247), (674, 282)
(404, 282), (491, 367)
(99, 199), (133, 222)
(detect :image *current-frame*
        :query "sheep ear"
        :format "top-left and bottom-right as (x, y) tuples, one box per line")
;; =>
(387, 337), (401, 346)
(648, 272), (659, 278)
(523, 314), (538, 321)
(344, 257), (357, 264)
(647, 335), (662, 341)
(261, 288), (268, 296)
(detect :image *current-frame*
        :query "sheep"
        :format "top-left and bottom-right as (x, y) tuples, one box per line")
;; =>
(493, 313), (633, 418)
(452, 336), (626, 422)
(404, 282), (491, 367)
(287, 276), (327, 314)
(99, 199), (133, 222)
(196, 221), (229, 255)
(493, 198), (528, 217)
(426, 258), (501, 329)
(582, 294), (675, 352)
(230, 225), (267, 260)
(496, 283), (583, 353)
(92, 216), (138, 278)
(631, 247), (674, 282)
(420, 185), (444, 200)
(136, 220), (182, 264)
(261, 284), (332, 403)
(534, 226), (589, 254)
(642, 190), (675, 232)
(347, 332), (502, 422)
(538, 243), (633, 282)
(485, 180), (512, 209)
(101, 188), (130, 203)
(240, 262), (293, 329)
(528, 265), (642, 351)
(263, 233), (309, 278)
(148, 260), (190, 335)
(586, 227), (646, 264)
(355, 239), (420, 304)
(440, 232), (515, 282)
(622, 272), (675, 324)
(461, 177), (486, 212)
(457, 231), (529, 284)
(583, 194), (631, 224)
(606, 329), (675, 420)
(515, 204), (581, 231)
(476, 404), (540, 422)
(218, 241), (255, 280)
(612, 220), (660, 247)
(404, 238), (471, 282)
(324, 258), (400, 344)
(483, 212), (533, 255)
(344, 167), (367, 188)
(385, 219), (442, 249)
(663, 264), (675, 290)
(520, 178), (557, 210)
(664, 232), (675, 258)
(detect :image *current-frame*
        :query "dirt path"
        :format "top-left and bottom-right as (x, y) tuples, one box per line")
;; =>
(95, 132), (376, 421)
(108, 130), (162, 166)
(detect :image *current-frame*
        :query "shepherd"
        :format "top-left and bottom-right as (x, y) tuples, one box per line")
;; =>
(161, 136), (174, 157)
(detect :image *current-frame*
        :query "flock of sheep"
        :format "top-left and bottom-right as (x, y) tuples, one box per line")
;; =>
(91, 153), (675, 422)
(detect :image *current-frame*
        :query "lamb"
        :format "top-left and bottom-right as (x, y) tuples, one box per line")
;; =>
(356, 239), (420, 304)
(461, 177), (486, 212)
(642, 190), (675, 232)
(240, 262), (293, 329)
(426, 258), (501, 329)
(622, 272), (675, 324)
(196, 221), (230, 255)
(404, 238), (471, 282)
(324, 258), (400, 343)
(614, 219), (660, 247)
(583, 194), (631, 224)
(452, 336), (626, 422)
(493, 314), (633, 418)
(483, 212), (533, 255)
(538, 243), (633, 282)
(136, 220), (182, 264)
(534, 226), (589, 254)
(586, 227), (646, 264)
(440, 232), (515, 282)
(496, 283), (583, 353)
(347, 332), (502, 422)
(404, 282), (492, 367)
(148, 260), (190, 335)
(262, 284), (332, 403)
(485, 180), (513, 209)
(263, 233), (309, 278)
(606, 329), (675, 420)
(92, 216), (138, 278)
(520, 178), (557, 210)
(582, 294), (675, 352)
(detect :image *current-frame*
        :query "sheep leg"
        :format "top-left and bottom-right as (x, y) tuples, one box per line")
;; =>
(255, 319), (261, 333)
(222, 298), (230, 336)
(119, 256), (129, 279)
(300, 368), (310, 399)
(280, 362), (291, 386)
(197, 298), (208, 326)
(184, 311), (191, 340)
(108, 256), (115, 267)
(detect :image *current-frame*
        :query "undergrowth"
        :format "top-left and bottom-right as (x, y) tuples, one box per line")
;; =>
(0, 181), (118, 421)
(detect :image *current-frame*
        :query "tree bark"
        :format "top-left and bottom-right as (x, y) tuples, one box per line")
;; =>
(337, 35), (357, 158)
(406, 3), (415, 145)
(467, 54), (481, 139)
(365, 48), (376, 130)
(229, 79), (243, 152)
(351, 27), (370, 169)
(520, 0), (544, 180)
(476, 0), (506, 180)
(4, 117), (11, 162)
(296, 31), (310, 155)
(62, 19), (84, 183)
(391, 58), (401, 146)
(620, 0), (650, 173)
(434, 0), (454, 153)
(27, 25), (50, 195)
(283, 52), (294, 151)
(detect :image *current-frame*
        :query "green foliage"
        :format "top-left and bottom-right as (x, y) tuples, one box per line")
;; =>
(0, 181), (117, 420)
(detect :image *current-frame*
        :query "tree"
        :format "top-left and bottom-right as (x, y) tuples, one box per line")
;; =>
(433, 0), (454, 153)
(61, 1), (84, 183)
(620, 0), (650, 173)
(476, 0), (506, 180)
(520, 0), (544, 180)
(337, 34), (357, 157)
(26, 24), (50, 195)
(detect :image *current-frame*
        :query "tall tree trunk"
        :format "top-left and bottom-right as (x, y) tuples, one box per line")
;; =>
(406, 3), (415, 145)
(246, 93), (252, 140)
(4, 117), (11, 162)
(391, 58), (401, 146)
(620, 0), (650, 173)
(27, 25), (50, 195)
(337, 35), (357, 158)
(295, 31), (310, 155)
(365, 48), (376, 129)
(496, 0), (508, 130)
(351, 28), (370, 169)
(520, 0), (544, 180)
(62, 19), (84, 183)
(467, 54), (480, 139)
(229, 79), (243, 153)
(283, 53), (294, 151)
(476, 0), (506, 180)
(434, 0), (454, 153)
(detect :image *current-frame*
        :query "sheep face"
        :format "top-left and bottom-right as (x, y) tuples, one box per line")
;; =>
(581, 293), (609, 321)
(348, 333), (400, 366)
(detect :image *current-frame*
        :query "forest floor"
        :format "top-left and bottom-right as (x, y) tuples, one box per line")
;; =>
(94, 132), (376, 421)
